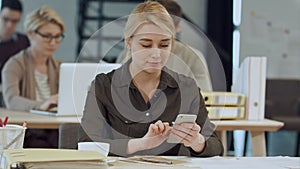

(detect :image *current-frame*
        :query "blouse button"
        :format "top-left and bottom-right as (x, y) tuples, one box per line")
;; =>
(146, 112), (150, 116)
(125, 120), (129, 123)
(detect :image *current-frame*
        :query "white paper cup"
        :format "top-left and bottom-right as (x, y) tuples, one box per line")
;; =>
(0, 124), (26, 163)
(0, 124), (26, 150)
(78, 142), (110, 157)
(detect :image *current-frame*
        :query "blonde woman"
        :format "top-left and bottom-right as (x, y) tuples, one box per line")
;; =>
(2, 6), (65, 111)
(79, 1), (223, 157)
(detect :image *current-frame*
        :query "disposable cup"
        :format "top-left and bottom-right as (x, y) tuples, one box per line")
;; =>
(78, 142), (110, 157)
(0, 124), (26, 164)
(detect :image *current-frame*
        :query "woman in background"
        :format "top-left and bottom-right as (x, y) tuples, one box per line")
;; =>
(79, 1), (223, 157)
(2, 6), (65, 148)
(2, 7), (65, 111)
(2, 6), (65, 111)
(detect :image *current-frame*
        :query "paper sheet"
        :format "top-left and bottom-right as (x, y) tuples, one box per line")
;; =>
(185, 156), (300, 169)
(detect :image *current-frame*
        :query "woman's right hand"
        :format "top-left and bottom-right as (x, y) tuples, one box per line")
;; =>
(127, 120), (171, 154)
(144, 120), (170, 138)
(39, 94), (58, 110)
(142, 120), (171, 147)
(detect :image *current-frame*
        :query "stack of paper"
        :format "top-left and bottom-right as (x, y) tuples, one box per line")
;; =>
(1, 149), (106, 169)
(202, 92), (246, 120)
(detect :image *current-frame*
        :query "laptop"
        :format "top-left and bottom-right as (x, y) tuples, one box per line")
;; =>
(30, 63), (121, 116)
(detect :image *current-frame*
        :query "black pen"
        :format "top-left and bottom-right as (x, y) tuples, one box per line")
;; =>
(139, 157), (173, 164)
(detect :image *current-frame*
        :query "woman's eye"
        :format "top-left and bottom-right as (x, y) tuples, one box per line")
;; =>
(160, 44), (169, 48)
(141, 44), (151, 48)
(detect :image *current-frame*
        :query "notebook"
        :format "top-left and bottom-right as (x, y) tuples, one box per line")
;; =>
(30, 63), (121, 116)
(1, 148), (106, 169)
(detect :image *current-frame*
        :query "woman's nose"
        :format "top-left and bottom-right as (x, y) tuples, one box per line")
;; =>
(49, 38), (57, 45)
(150, 48), (160, 58)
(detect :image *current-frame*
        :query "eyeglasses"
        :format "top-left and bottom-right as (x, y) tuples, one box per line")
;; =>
(1, 16), (20, 24)
(34, 30), (64, 43)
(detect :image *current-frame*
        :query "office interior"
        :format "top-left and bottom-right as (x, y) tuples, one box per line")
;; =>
(3, 0), (300, 157)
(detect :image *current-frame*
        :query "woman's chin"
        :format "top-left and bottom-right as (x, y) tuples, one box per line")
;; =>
(143, 67), (162, 74)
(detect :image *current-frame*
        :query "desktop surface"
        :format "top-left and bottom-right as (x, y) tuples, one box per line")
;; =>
(0, 108), (80, 129)
(107, 156), (300, 169)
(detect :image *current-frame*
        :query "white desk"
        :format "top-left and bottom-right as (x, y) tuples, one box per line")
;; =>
(213, 119), (284, 156)
(107, 156), (300, 169)
(1, 154), (299, 169)
(0, 108), (284, 156)
(0, 108), (80, 129)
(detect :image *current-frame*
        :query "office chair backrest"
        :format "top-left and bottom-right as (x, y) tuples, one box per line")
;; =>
(265, 79), (300, 118)
(58, 123), (80, 149)
(265, 79), (300, 132)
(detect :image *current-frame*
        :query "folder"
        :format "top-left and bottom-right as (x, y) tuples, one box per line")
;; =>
(1, 149), (106, 169)
(202, 92), (246, 106)
(231, 57), (267, 120)
(207, 106), (245, 120)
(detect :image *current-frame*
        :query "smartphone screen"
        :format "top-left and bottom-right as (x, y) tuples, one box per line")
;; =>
(167, 114), (197, 143)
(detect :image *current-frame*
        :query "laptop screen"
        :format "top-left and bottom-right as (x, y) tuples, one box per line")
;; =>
(57, 63), (121, 116)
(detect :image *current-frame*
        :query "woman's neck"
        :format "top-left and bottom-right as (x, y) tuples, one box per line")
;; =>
(129, 64), (161, 85)
(129, 64), (161, 103)
(30, 47), (49, 74)
(30, 47), (48, 65)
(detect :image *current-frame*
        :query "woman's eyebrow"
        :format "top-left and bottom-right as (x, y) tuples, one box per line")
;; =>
(161, 39), (171, 42)
(139, 38), (152, 42)
(139, 38), (171, 42)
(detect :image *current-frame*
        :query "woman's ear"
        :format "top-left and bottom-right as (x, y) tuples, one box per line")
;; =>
(175, 20), (182, 34)
(126, 39), (132, 49)
(27, 31), (34, 40)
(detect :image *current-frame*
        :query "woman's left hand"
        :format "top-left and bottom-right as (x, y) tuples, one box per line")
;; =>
(171, 123), (205, 153)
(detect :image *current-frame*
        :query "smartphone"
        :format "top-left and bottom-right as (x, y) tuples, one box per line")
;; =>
(167, 114), (197, 143)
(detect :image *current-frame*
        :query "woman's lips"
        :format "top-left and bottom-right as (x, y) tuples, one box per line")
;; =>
(147, 61), (160, 66)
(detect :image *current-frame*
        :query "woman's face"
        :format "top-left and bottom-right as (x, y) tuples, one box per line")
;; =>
(28, 22), (63, 57)
(128, 23), (172, 74)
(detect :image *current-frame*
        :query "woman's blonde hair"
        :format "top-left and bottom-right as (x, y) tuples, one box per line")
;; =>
(24, 6), (65, 33)
(121, 1), (175, 62)
(124, 1), (175, 43)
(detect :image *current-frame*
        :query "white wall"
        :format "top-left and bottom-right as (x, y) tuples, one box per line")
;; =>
(17, 0), (77, 62)
(239, 0), (300, 79)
